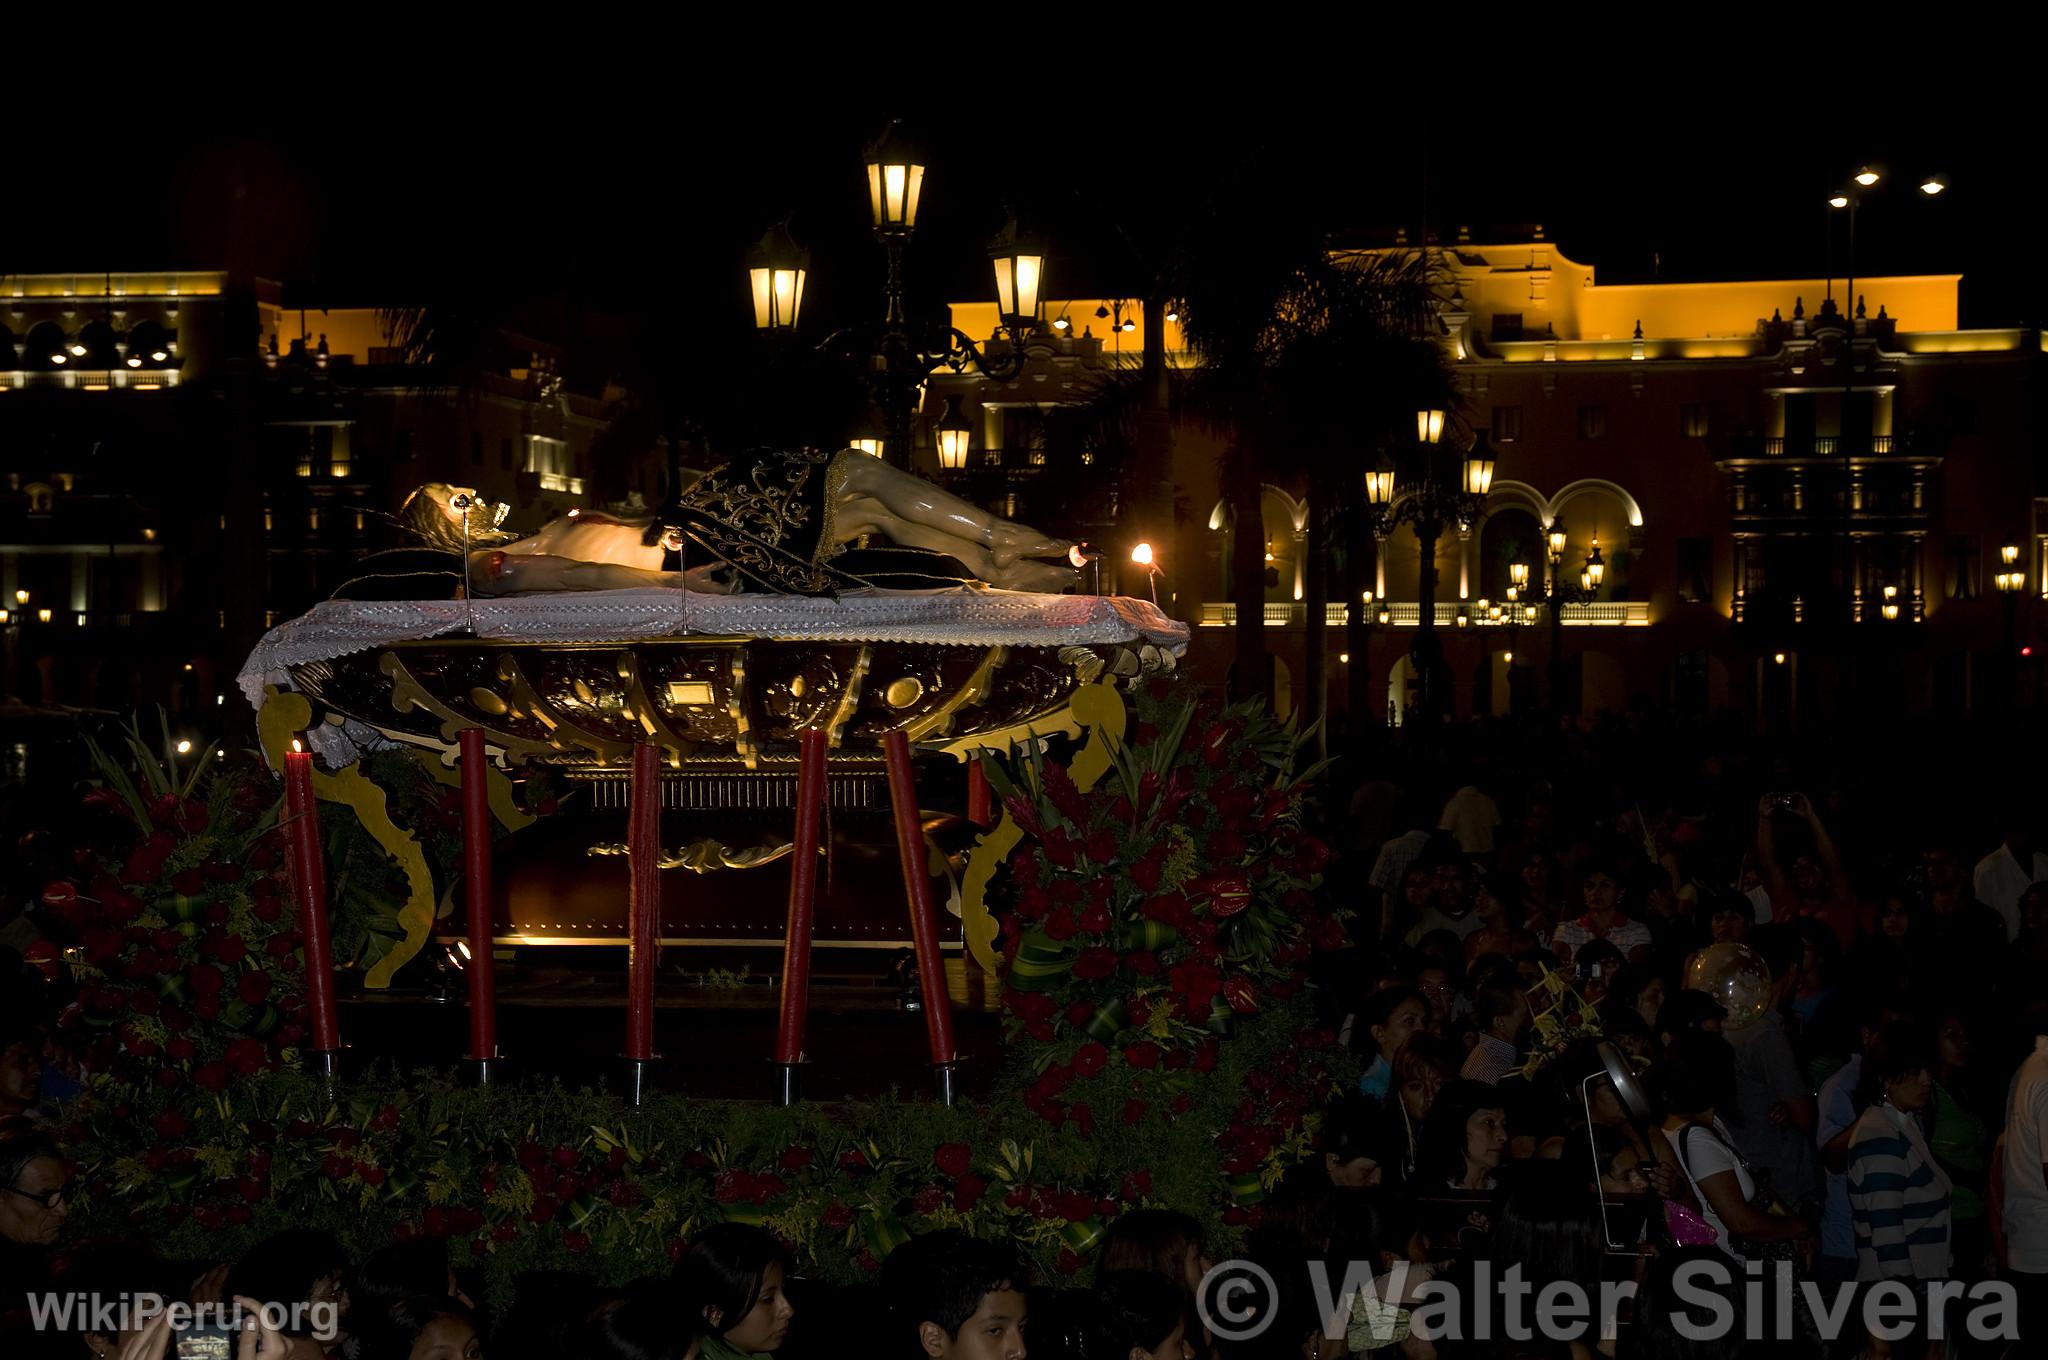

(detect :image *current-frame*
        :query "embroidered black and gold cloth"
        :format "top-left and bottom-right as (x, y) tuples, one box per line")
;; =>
(665, 447), (974, 595)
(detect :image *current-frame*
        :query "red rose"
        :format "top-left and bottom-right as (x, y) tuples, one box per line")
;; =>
(251, 897), (282, 924)
(1122, 1100), (1149, 1126)
(1042, 907), (1077, 942)
(713, 1170), (751, 1204)
(1193, 1040), (1220, 1075)
(1123, 1042), (1160, 1069)
(1057, 1192), (1095, 1223)
(1056, 1248), (1084, 1276)
(171, 868), (207, 896)
(225, 1038), (268, 1076)
(953, 1173), (988, 1212)
(527, 1197), (559, 1225)
(1071, 948), (1116, 981)
(778, 1145), (814, 1172)
(153, 1068), (180, 1088)
(1078, 903), (1112, 934)
(236, 970), (272, 1005)
(361, 1165), (388, 1186)
(153, 1110), (190, 1139)
(193, 1063), (231, 1092)
(562, 1231), (591, 1255)
(188, 964), (225, 997)
(1072, 1042), (1109, 1078)
(912, 1185), (945, 1216)
(855, 1250), (881, 1274)
(933, 1143), (973, 1177)
(1084, 829), (1118, 865)
(553, 1145), (579, 1167)
(215, 935), (250, 965)
(1122, 951), (1160, 977)
(823, 1203), (854, 1231)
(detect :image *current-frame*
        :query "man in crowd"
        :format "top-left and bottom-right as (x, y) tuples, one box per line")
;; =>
(1723, 924), (1820, 1215)
(1975, 813), (2048, 942)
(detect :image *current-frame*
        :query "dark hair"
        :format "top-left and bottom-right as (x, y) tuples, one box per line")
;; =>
(671, 1223), (791, 1339)
(1855, 1019), (1937, 1111)
(0, 1116), (57, 1191)
(1705, 890), (1755, 924)
(353, 1238), (455, 1323)
(1659, 1031), (1736, 1118)
(1745, 923), (1801, 981)
(1485, 1165), (1604, 1337)
(55, 1243), (178, 1344)
(1318, 1092), (1399, 1169)
(887, 1232), (1029, 1340)
(354, 1295), (475, 1360)
(1606, 963), (1662, 1016)
(1473, 979), (1527, 1032)
(1394, 1031), (1456, 1084)
(1097, 1270), (1188, 1355)
(1417, 1078), (1507, 1186)
(1098, 1208), (1204, 1289)
(575, 1284), (689, 1360)
(1654, 989), (1725, 1043)
(225, 1229), (346, 1337)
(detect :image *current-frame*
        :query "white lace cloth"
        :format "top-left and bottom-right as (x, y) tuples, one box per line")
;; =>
(237, 587), (1188, 719)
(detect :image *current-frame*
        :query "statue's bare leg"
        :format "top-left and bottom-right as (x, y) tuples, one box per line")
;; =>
(833, 500), (1075, 591)
(837, 456), (1068, 558)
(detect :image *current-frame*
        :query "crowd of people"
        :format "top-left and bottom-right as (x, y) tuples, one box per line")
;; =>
(5, 704), (2048, 1357)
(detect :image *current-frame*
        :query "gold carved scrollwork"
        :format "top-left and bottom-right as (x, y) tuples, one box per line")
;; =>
(499, 654), (634, 762)
(380, 651), (553, 763)
(588, 837), (816, 874)
(615, 651), (695, 767)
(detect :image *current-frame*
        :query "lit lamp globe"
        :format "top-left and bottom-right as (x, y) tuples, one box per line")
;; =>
(933, 395), (973, 471)
(1363, 458), (1397, 509)
(1586, 542), (1606, 587)
(988, 217), (1047, 330)
(744, 223), (808, 332)
(1685, 941), (1773, 1030)
(1548, 521), (1569, 560)
(1461, 432), (1496, 497)
(1130, 542), (1154, 567)
(864, 120), (925, 237)
(1416, 408), (1445, 446)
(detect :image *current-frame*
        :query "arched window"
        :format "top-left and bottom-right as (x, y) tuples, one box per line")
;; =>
(25, 482), (54, 514)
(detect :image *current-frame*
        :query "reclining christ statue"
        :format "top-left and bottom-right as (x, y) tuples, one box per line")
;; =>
(339, 446), (1080, 600)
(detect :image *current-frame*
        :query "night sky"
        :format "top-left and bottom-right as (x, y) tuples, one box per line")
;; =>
(7, 82), (2038, 339)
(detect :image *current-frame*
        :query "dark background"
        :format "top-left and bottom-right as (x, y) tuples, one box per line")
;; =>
(5, 74), (2037, 347)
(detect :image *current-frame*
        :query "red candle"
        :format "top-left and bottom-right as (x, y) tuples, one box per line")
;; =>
(965, 757), (993, 828)
(625, 743), (661, 1062)
(775, 729), (827, 1065)
(459, 729), (498, 1063)
(283, 747), (342, 1053)
(883, 730), (957, 1066)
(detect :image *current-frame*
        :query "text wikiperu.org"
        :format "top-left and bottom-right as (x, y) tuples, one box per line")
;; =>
(1198, 1259), (2021, 1343)
(23, 1296), (341, 1341)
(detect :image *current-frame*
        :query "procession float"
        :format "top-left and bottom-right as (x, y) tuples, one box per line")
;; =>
(47, 446), (1353, 1291)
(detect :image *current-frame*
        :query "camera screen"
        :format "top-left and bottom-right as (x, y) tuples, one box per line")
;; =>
(175, 1326), (236, 1360)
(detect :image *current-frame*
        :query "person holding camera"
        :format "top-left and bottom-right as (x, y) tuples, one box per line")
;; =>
(1755, 792), (1858, 953)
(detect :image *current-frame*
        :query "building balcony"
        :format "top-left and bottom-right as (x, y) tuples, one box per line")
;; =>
(1727, 433), (1920, 460)
(1198, 601), (1650, 627)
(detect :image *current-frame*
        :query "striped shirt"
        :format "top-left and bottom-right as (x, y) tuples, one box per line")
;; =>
(1846, 1101), (1953, 1281)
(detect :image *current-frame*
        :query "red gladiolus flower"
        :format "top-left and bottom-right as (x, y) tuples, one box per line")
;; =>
(933, 1143), (973, 1177)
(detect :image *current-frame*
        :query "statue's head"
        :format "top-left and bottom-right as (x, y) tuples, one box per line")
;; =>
(401, 483), (516, 550)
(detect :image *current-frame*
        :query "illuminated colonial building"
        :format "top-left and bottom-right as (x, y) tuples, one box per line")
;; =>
(0, 271), (631, 717)
(938, 235), (2045, 723)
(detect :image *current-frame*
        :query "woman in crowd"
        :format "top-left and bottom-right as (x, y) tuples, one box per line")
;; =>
(1356, 986), (1432, 1102)
(1550, 863), (1652, 970)
(1658, 1032), (1814, 1260)
(1460, 876), (1521, 966)
(1418, 1079), (1509, 1195)
(226, 1230), (350, 1360)
(671, 1224), (794, 1356)
(1846, 1021), (1952, 1282)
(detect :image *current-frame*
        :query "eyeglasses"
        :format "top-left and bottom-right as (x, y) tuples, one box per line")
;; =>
(3, 1182), (69, 1210)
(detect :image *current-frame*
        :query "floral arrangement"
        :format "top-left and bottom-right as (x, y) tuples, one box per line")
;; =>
(1511, 966), (1606, 1080)
(979, 685), (1351, 1211)
(48, 690), (1351, 1296)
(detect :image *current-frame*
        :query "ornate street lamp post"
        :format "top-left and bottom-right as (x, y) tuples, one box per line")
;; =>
(748, 122), (1048, 472)
(1364, 412), (1493, 725)
(1536, 519), (1603, 712)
